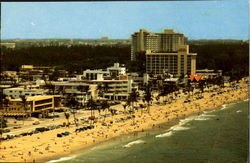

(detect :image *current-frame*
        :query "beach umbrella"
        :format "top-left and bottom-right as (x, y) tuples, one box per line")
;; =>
(195, 75), (202, 82)
(189, 75), (195, 82)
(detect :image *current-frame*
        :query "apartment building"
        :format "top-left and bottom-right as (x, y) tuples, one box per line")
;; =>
(146, 45), (197, 76)
(131, 29), (187, 61)
(83, 77), (134, 101)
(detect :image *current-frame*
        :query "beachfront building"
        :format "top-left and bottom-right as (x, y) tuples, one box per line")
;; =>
(83, 63), (126, 80)
(146, 45), (197, 76)
(81, 63), (136, 100)
(20, 65), (55, 73)
(36, 80), (92, 106)
(0, 95), (55, 117)
(107, 63), (126, 78)
(18, 65), (56, 81)
(83, 69), (110, 80)
(131, 29), (187, 61)
(196, 69), (223, 78)
(0, 43), (16, 49)
(3, 87), (47, 99)
(82, 74), (135, 100)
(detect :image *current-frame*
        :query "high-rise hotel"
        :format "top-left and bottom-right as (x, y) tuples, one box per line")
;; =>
(131, 29), (197, 76)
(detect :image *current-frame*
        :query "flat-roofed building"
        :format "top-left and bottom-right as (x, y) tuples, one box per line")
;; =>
(146, 45), (197, 76)
(107, 63), (126, 78)
(0, 43), (16, 49)
(83, 69), (109, 80)
(131, 29), (187, 61)
(84, 78), (134, 101)
(196, 69), (222, 78)
(0, 95), (55, 117)
(3, 87), (47, 99)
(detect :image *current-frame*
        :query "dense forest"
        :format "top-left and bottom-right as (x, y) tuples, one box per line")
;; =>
(1, 42), (249, 77)
(189, 42), (249, 76)
(1, 45), (130, 73)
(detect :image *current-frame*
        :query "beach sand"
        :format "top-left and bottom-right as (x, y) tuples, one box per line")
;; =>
(0, 79), (248, 162)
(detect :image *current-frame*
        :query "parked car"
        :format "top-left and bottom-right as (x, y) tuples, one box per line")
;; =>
(57, 133), (62, 137)
(13, 126), (21, 129)
(33, 121), (40, 125)
(20, 132), (28, 136)
(64, 131), (70, 136)
(6, 134), (15, 139)
(35, 127), (47, 132)
(88, 116), (95, 120)
(3, 129), (10, 133)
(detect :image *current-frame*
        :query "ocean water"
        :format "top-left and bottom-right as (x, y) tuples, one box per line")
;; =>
(53, 100), (249, 163)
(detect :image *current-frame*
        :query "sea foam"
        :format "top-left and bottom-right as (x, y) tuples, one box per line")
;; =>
(171, 126), (190, 131)
(201, 114), (216, 117)
(203, 110), (215, 114)
(155, 131), (173, 138)
(123, 140), (145, 148)
(194, 117), (210, 121)
(236, 110), (242, 113)
(220, 104), (228, 110)
(46, 156), (76, 163)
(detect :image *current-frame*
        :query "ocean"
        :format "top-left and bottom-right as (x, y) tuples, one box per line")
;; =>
(48, 100), (249, 163)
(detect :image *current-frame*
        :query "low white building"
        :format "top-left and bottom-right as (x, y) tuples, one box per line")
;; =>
(196, 69), (222, 78)
(83, 69), (109, 80)
(107, 63), (126, 77)
(3, 87), (47, 99)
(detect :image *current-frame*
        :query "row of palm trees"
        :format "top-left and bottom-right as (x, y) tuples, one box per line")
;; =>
(0, 74), (240, 130)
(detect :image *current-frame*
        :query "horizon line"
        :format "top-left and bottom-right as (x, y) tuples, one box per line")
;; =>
(1, 38), (249, 41)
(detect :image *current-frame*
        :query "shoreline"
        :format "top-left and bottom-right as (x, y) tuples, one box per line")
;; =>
(45, 99), (248, 163)
(0, 80), (248, 163)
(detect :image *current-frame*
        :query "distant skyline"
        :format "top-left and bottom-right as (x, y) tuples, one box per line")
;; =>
(1, 1), (249, 40)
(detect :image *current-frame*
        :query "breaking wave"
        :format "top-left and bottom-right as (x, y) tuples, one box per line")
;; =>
(123, 140), (145, 148)
(46, 156), (76, 163)
(155, 131), (173, 138)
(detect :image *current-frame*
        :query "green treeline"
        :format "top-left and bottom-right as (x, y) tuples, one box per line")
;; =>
(190, 42), (249, 76)
(1, 42), (249, 76)
(1, 45), (130, 73)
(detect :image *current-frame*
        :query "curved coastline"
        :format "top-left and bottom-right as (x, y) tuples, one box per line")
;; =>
(46, 99), (249, 163)
(0, 81), (248, 163)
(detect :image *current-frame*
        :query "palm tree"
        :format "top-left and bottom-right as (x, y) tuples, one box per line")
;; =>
(64, 112), (70, 127)
(122, 103), (127, 114)
(97, 84), (104, 100)
(101, 100), (109, 121)
(198, 80), (205, 96)
(76, 85), (85, 107)
(103, 82), (109, 99)
(129, 89), (139, 109)
(66, 96), (79, 127)
(96, 100), (102, 116)
(109, 108), (117, 118)
(20, 95), (27, 125)
(126, 96), (132, 114)
(87, 97), (96, 124)
(143, 84), (153, 114)
(1, 97), (9, 134)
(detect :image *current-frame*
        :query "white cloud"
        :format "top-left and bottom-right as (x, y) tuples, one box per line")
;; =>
(30, 22), (36, 26)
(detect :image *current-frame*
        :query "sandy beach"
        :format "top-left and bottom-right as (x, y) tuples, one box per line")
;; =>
(0, 79), (248, 162)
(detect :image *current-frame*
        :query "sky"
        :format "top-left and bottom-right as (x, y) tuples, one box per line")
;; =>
(1, 1), (249, 40)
